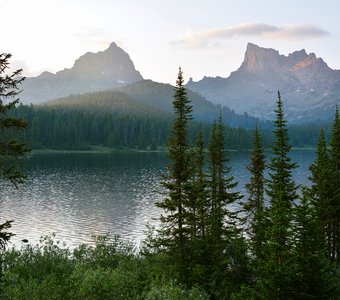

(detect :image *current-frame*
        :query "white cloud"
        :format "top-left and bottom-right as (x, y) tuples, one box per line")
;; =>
(171, 23), (329, 48)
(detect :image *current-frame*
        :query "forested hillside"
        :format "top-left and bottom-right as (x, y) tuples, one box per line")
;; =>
(9, 90), (257, 150)
(9, 99), (331, 151)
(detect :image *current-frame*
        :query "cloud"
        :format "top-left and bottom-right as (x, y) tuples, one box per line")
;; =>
(171, 23), (329, 48)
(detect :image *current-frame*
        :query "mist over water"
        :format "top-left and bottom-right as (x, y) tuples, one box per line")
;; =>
(0, 150), (314, 249)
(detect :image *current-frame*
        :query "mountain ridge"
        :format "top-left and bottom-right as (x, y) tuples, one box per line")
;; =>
(187, 43), (340, 123)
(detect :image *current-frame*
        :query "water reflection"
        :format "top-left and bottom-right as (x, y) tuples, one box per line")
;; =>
(0, 150), (314, 249)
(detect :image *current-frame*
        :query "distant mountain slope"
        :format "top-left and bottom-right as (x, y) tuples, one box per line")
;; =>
(42, 89), (165, 117)
(186, 43), (340, 123)
(12, 89), (260, 150)
(20, 42), (143, 104)
(40, 81), (263, 129)
(118, 80), (262, 128)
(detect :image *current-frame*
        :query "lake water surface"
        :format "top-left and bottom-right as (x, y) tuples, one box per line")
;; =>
(0, 150), (315, 249)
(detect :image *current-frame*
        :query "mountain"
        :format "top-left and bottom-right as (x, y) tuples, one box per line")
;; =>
(186, 43), (340, 123)
(20, 42), (143, 104)
(117, 79), (262, 127)
(39, 79), (262, 129)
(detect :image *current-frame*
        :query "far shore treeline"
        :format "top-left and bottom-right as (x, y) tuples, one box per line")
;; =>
(6, 97), (332, 151)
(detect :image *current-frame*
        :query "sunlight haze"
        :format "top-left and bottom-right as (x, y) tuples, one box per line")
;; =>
(1, 0), (339, 84)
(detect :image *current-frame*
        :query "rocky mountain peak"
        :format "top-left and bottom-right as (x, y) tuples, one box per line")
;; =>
(290, 52), (319, 71)
(187, 43), (340, 123)
(69, 42), (142, 81)
(239, 43), (283, 74)
(234, 43), (338, 93)
(21, 42), (143, 104)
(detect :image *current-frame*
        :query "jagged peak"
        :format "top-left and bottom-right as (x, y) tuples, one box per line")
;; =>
(245, 43), (279, 56)
(287, 49), (308, 61)
(240, 43), (281, 73)
(108, 41), (118, 49)
(38, 71), (55, 78)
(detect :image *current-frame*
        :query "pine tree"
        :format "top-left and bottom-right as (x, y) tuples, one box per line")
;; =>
(259, 92), (298, 299)
(329, 106), (340, 264)
(292, 188), (337, 299)
(206, 113), (242, 298)
(184, 130), (210, 287)
(0, 53), (29, 188)
(331, 106), (340, 171)
(309, 128), (335, 262)
(0, 53), (30, 250)
(244, 125), (266, 261)
(155, 67), (192, 279)
(187, 130), (209, 239)
(208, 114), (241, 240)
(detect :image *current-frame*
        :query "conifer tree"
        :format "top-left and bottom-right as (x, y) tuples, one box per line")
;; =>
(292, 188), (337, 299)
(0, 53), (30, 249)
(309, 128), (335, 261)
(329, 106), (340, 264)
(208, 114), (240, 241)
(155, 67), (192, 279)
(206, 113), (242, 298)
(187, 130), (209, 239)
(259, 91), (298, 299)
(331, 106), (340, 171)
(244, 125), (266, 259)
(184, 130), (210, 287)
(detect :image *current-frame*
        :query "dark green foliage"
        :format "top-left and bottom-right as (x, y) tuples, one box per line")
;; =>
(187, 131), (209, 239)
(292, 189), (337, 299)
(0, 53), (30, 252)
(244, 125), (266, 261)
(154, 68), (193, 280)
(0, 234), (209, 300)
(259, 92), (298, 299)
(310, 129), (336, 262)
(330, 106), (340, 264)
(0, 53), (30, 187)
(9, 100), (262, 151)
(310, 108), (340, 265)
(208, 114), (240, 237)
(0, 221), (14, 251)
(331, 106), (340, 171)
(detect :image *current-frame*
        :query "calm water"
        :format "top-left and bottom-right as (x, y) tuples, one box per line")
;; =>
(0, 150), (315, 249)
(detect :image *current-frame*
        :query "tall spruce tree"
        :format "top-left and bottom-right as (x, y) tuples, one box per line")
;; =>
(184, 130), (210, 287)
(309, 128), (336, 262)
(244, 125), (266, 263)
(292, 188), (337, 299)
(329, 107), (340, 264)
(187, 130), (209, 239)
(331, 106), (340, 171)
(208, 114), (240, 241)
(259, 91), (298, 299)
(207, 113), (242, 299)
(155, 67), (192, 279)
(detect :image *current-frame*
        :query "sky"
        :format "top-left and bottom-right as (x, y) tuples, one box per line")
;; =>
(1, 0), (340, 84)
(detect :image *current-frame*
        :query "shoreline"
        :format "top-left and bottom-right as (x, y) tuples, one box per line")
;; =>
(30, 145), (316, 155)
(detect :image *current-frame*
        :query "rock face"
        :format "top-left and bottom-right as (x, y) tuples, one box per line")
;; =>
(187, 43), (340, 123)
(21, 42), (143, 104)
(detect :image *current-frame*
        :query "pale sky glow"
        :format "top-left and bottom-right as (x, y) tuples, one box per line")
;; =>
(1, 0), (340, 84)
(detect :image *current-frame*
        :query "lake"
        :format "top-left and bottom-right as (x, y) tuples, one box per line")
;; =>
(0, 150), (315, 249)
